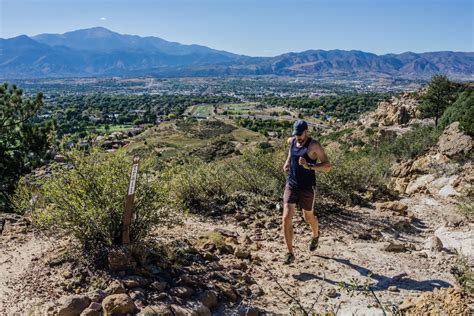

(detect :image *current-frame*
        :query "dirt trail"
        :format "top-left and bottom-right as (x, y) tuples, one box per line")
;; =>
(158, 193), (471, 314)
(0, 233), (54, 314)
(0, 193), (471, 315)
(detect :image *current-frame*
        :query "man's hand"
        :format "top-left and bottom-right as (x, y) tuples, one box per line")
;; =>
(298, 157), (309, 169)
(283, 162), (290, 173)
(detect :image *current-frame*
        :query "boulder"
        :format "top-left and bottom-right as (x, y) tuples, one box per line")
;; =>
(102, 294), (136, 316)
(437, 122), (472, 158)
(57, 295), (91, 316)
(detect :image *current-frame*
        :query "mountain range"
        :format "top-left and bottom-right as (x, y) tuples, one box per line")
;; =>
(1, 27), (473, 80)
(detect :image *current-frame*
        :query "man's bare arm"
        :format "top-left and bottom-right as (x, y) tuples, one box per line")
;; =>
(283, 137), (293, 172)
(299, 141), (331, 172)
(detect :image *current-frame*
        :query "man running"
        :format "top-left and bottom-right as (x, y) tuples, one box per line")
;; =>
(282, 119), (331, 264)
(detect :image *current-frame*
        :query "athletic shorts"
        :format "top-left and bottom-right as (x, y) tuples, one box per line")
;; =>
(283, 183), (315, 211)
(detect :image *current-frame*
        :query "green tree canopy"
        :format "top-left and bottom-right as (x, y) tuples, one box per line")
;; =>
(420, 75), (455, 126)
(0, 83), (55, 210)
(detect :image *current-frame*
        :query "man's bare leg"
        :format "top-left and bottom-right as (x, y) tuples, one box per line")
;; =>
(282, 203), (296, 253)
(303, 209), (319, 239)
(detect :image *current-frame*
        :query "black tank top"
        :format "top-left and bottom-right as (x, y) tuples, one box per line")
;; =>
(288, 137), (317, 190)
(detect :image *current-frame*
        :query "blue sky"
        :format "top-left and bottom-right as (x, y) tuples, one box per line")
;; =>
(0, 0), (472, 56)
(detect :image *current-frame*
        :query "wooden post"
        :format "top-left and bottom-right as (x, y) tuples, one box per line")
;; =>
(122, 155), (140, 244)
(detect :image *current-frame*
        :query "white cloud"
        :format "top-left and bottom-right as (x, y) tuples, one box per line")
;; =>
(100, 17), (107, 21)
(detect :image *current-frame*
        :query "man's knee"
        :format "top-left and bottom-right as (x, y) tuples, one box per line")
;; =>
(303, 210), (316, 222)
(282, 204), (295, 224)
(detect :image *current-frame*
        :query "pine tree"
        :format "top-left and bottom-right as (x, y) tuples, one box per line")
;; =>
(420, 75), (455, 126)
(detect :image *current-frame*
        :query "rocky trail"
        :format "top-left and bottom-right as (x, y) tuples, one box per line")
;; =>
(1, 189), (471, 315)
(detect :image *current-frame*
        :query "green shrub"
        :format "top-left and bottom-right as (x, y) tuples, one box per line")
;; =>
(13, 147), (181, 251)
(439, 90), (474, 136)
(378, 124), (442, 160)
(317, 148), (392, 203)
(160, 147), (287, 214)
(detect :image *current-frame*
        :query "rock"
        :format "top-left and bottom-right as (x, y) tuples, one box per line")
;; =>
(216, 283), (239, 302)
(58, 295), (91, 316)
(138, 305), (173, 316)
(121, 275), (150, 288)
(214, 228), (239, 237)
(197, 290), (218, 309)
(435, 226), (474, 257)
(376, 201), (408, 214)
(383, 241), (407, 253)
(424, 236), (444, 252)
(326, 288), (339, 298)
(234, 247), (251, 259)
(437, 122), (473, 158)
(80, 308), (100, 316)
(87, 290), (106, 303)
(235, 214), (246, 221)
(170, 286), (194, 299)
(151, 281), (168, 292)
(249, 284), (264, 297)
(170, 302), (211, 316)
(129, 287), (146, 301)
(105, 280), (127, 295)
(108, 246), (136, 272)
(405, 174), (435, 195)
(54, 154), (67, 163)
(237, 306), (259, 316)
(102, 294), (136, 316)
(393, 218), (413, 233)
(388, 285), (399, 292)
(391, 160), (412, 178)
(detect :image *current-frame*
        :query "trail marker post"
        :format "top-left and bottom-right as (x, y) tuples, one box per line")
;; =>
(122, 155), (140, 244)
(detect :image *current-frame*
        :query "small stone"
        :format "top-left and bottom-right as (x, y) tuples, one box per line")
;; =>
(424, 236), (443, 252)
(108, 246), (136, 272)
(237, 306), (259, 316)
(171, 302), (211, 316)
(87, 290), (106, 303)
(388, 285), (399, 292)
(198, 290), (218, 309)
(170, 286), (194, 299)
(250, 284), (264, 297)
(138, 305), (173, 316)
(234, 247), (251, 259)
(383, 241), (407, 253)
(121, 275), (150, 288)
(326, 288), (338, 298)
(62, 271), (73, 279)
(216, 283), (238, 302)
(151, 281), (168, 292)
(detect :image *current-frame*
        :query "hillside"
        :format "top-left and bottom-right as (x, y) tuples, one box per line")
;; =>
(0, 89), (473, 315)
(1, 27), (473, 79)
